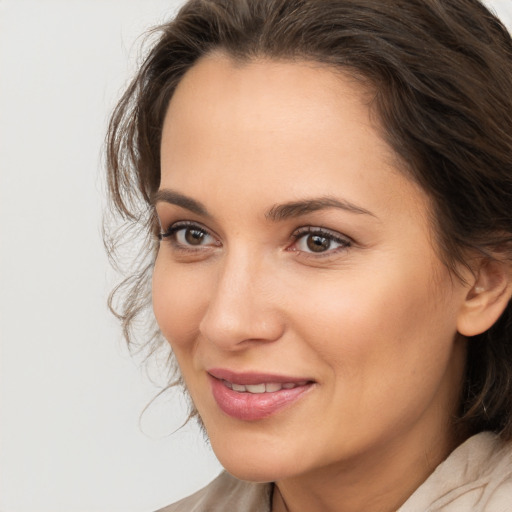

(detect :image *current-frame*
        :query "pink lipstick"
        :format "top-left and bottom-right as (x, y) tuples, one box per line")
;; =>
(208, 369), (314, 421)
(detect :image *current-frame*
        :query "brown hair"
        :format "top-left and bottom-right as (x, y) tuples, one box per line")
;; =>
(106, 0), (512, 437)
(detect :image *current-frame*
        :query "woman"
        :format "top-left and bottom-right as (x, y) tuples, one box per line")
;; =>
(106, 0), (512, 510)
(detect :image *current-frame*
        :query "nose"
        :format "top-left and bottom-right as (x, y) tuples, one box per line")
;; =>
(198, 250), (285, 350)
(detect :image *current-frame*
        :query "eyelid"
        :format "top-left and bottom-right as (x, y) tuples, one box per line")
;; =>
(289, 226), (353, 256)
(158, 220), (352, 258)
(159, 220), (221, 248)
(291, 226), (352, 242)
(160, 220), (207, 238)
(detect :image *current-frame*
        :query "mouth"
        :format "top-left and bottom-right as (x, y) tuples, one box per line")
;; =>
(221, 380), (309, 393)
(207, 368), (315, 421)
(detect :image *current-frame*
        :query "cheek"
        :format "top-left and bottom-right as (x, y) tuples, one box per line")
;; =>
(292, 270), (462, 448)
(291, 260), (458, 383)
(152, 255), (208, 348)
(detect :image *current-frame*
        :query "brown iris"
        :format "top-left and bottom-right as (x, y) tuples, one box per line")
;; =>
(185, 228), (206, 245)
(307, 234), (330, 252)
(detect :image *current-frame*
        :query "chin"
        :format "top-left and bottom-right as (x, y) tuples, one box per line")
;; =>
(206, 428), (307, 483)
(219, 455), (292, 483)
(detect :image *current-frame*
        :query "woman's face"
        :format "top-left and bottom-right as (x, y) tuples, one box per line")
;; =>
(153, 55), (469, 482)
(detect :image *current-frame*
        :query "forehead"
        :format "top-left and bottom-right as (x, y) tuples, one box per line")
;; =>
(159, 54), (429, 226)
(164, 55), (374, 130)
(162, 56), (392, 173)
(166, 54), (371, 120)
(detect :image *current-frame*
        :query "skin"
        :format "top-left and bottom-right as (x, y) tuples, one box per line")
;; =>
(153, 55), (472, 512)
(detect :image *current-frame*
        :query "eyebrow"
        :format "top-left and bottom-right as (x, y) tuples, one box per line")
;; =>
(153, 189), (211, 217)
(265, 196), (375, 221)
(154, 189), (375, 221)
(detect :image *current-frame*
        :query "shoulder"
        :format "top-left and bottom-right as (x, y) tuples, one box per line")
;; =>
(399, 432), (512, 512)
(156, 471), (272, 512)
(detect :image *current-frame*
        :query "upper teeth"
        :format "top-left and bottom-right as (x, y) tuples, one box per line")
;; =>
(224, 381), (307, 393)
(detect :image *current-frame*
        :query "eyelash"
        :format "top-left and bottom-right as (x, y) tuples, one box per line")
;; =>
(289, 227), (352, 257)
(158, 221), (352, 257)
(159, 221), (219, 252)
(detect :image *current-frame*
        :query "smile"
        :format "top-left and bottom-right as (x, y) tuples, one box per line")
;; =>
(208, 369), (314, 421)
(223, 381), (309, 393)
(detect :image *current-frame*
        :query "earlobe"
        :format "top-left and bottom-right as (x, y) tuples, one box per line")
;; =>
(457, 258), (512, 337)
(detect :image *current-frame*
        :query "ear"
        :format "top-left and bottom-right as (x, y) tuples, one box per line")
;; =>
(457, 258), (512, 337)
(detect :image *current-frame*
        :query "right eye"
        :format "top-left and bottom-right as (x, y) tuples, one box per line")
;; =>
(159, 222), (220, 250)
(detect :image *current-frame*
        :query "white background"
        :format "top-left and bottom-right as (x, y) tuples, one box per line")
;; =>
(1, 1), (511, 511)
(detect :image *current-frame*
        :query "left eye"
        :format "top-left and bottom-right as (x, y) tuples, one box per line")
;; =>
(293, 229), (351, 254)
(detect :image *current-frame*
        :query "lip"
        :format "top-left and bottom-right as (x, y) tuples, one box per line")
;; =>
(208, 368), (313, 385)
(208, 368), (314, 421)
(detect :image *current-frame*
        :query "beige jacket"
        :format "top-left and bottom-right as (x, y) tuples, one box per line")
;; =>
(157, 432), (512, 511)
